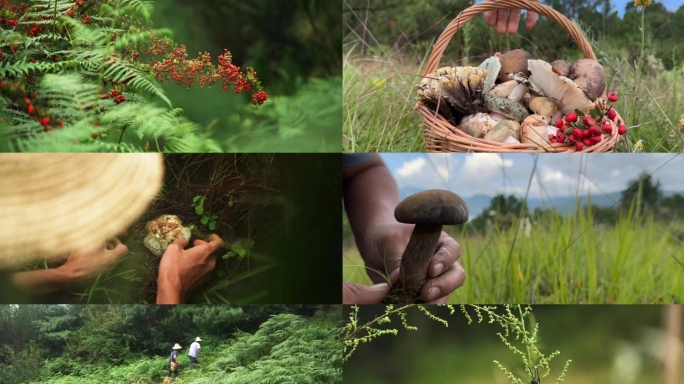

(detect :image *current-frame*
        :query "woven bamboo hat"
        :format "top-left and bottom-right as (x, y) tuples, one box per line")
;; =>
(172, 343), (182, 350)
(0, 153), (163, 268)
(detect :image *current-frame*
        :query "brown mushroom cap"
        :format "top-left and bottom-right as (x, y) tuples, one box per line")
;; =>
(550, 60), (572, 77)
(395, 189), (469, 226)
(569, 59), (606, 101)
(497, 49), (532, 82)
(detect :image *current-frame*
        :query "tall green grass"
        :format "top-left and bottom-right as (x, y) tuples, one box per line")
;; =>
(343, 206), (684, 304)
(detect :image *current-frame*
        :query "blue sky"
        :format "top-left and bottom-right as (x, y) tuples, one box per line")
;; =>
(475, 0), (684, 16)
(380, 153), (684, 199)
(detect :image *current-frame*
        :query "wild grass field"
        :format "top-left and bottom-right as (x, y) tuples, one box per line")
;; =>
(343, 1), (684, 153)
(344, 210), (684, 304)
(343, 153), (684, 304)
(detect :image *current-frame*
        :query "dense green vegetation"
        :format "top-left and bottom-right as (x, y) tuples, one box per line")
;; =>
(0, 305), (343, 383)
(343, 0), (684, 152)
(0, 0), (341, 152)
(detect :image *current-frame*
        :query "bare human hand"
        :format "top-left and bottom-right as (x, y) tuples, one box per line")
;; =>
(59, 236), (129, 286)
(357, 222), (465, 304)
(156, 234), (225, 304)
(485, 0), (539, 35)
(10, 235), (128, 296)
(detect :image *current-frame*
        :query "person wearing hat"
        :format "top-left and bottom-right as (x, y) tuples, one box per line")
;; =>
(0, 154), (224, 304)
(167, 343), (183, 378)
(188, 337), (202, 368)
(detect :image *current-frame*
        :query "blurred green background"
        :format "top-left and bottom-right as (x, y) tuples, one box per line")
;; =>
(344, 305), (681, 384)
(151, 0), (341, 151)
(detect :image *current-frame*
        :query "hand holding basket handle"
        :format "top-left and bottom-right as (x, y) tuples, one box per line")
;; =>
(484, 0), (540, 35)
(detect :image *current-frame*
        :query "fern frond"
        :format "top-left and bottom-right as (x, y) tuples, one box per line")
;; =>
(119, 0), (155, 22)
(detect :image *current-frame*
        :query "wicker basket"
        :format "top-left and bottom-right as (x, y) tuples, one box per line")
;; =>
(418, 0), (623, 153)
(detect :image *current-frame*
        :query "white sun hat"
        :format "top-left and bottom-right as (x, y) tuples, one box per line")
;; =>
(172, 343), (182, 350)
(195, 337), (202, 342)
(0, 153), (163, 268)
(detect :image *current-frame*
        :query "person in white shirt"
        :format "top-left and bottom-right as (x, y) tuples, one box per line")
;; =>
(188, 337), (202, 368)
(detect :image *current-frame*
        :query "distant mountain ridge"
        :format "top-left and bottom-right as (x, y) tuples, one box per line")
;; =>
(398, 187), (682, 219)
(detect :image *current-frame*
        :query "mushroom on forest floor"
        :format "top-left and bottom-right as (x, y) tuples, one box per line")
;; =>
(383, 190), (469, 304)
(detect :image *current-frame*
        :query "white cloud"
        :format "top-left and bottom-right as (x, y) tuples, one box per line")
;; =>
(396, 157), (427, 178)
(459, 154), (513, 183)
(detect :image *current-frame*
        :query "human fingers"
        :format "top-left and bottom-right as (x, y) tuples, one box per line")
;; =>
(484, 10), (498, 27)
(110, 242), (129, 258)
(205, 234), (225, 252)
(526, 1), (539, 30)
(169, 237), (189, 251)
(342, 282), (390, 304)
(427, 234), (462, 278)
(496, 9), (508, 34)
(421, 261), (466, 302)
(507, 8), (522, 34)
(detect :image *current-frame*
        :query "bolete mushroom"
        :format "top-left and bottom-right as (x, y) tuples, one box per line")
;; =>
(528, 97), (558, 121)
(528, 60), (595, 115)
(569, 59), (606, 101)
(550, 60), (572, 77)
(384, 190), (469, 304)
(496, 49), (532, 82)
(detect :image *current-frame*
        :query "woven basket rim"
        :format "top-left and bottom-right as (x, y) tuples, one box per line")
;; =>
(419, 0), (621, 153)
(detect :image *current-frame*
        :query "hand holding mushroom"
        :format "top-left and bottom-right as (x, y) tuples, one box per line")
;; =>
(156, 234), (225, 304)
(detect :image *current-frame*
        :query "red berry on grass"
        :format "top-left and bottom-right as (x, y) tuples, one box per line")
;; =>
(618, 125), (626, 135)
(24, 98), (31, 105)
(608, 91), (618, 102)
(27, 105), (33, 114)
(606, 109), (617, 120)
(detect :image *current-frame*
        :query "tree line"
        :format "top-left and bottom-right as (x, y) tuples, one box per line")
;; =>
(345, 0), (684, 70)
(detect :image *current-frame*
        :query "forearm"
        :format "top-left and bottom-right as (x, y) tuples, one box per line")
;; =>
(156, 276), (182, 304)
(343, 155), (401, 245)
(10, 268), (68, 296)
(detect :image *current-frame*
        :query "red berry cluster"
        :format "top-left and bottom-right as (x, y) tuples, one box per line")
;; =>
(0, 0), (27, 28)
(551, 91), (626, 151)
(0, 80), (63, 132)
(148, 43), (267, 105)
(100, 89), (126, 104)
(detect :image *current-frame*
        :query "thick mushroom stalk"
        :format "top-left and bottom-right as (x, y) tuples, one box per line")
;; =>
(383, 189), (469, 304)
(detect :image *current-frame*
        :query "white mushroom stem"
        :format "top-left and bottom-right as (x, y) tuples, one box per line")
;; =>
(508, 84), (529, 102)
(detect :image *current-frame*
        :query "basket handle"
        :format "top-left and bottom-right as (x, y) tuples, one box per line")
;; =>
(425, 0), (596, 76)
